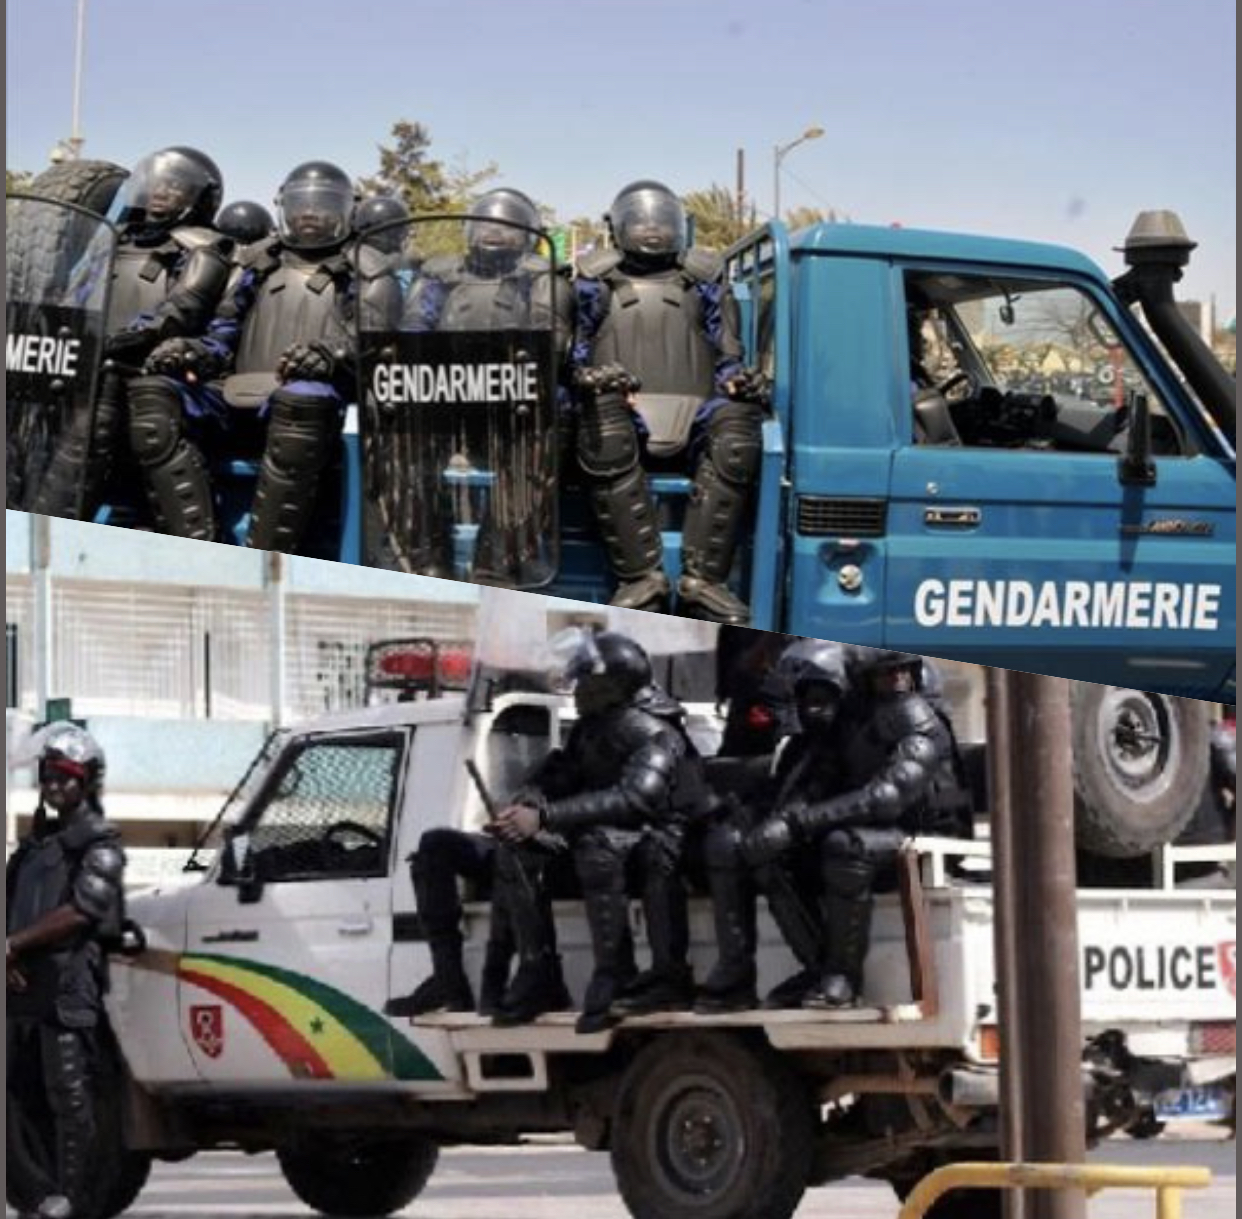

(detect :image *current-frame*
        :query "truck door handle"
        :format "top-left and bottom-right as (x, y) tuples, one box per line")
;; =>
(925, 506), (982, 528)
(337, 918), (374, 937)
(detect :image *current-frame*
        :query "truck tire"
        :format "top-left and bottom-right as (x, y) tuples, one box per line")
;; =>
(1072, 685), (1211, 858)
(7, 159), (127, 300)
(277, 1134), (439, 1217)
(610, 1033), (816, 1219)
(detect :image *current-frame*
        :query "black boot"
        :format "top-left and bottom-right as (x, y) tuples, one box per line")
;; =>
(477, 938), (515, 1018)
(804, 877), (874, 1011)
(763, 968), (820, 1009)
(696, 837), (759, 1013)
(491, 952), (572, 1027)
(576, 889), (636, 1035)
(386, 935), (474, 1017)
(611, 964), (696, 1016)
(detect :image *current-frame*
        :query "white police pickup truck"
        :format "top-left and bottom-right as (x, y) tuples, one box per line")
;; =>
(85, 620), (1233, 1219)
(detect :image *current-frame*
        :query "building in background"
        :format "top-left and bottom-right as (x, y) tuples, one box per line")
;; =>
(6, 512), (478, 878)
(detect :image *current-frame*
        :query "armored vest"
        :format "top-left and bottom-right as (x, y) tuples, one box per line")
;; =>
(234, 246), (353, 374)
(107, 226), (223, 332)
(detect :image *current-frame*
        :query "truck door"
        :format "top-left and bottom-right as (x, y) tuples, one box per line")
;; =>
(884, 268), (1235, 698)
(179, 728), (428, 1084)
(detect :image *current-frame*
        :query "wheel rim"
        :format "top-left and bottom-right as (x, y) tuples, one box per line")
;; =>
(1096, 689), (1180, 807)
(644, 1072), (746, 1205)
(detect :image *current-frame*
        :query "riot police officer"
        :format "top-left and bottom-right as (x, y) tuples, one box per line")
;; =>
(353, 194), (416, 287)
(571, 180), (766, 624)
(742, 646), (972, 1009)
(140, 161), (401, 550)
(7, 724), (126, 1219)
(491, 630), (707, 1033)
(395, 188), (571, 582)
(33, 147), (232, 525)
(215, 199), (275, 247)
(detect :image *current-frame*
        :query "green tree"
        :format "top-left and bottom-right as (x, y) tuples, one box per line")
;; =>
(360, 120), (499, 214)
(684, 184), (751, 251)
(7, 168), (32, 193)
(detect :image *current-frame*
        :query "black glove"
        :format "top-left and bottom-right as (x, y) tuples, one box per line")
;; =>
(726, 366), (773, 409)
(105, 326), (159, 364)
(143, 337), (224, 382)
(277, 341), (338, 384)
(573, 362), (641, 397)
(742, 814), (795, 868)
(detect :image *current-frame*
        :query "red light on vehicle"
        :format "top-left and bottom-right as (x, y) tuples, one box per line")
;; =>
(746, 704), (776, 730)
(365, 639), (474, 695)
(379, 648), (436, 680)
(1190, 1022), (1235, 1055)
(438, 645), (474, 687)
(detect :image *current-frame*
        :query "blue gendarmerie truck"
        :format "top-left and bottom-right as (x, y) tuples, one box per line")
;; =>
(8, 160), (1236, 701)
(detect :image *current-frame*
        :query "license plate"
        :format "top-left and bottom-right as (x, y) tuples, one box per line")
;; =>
(1153, 1086), (1230, 1120)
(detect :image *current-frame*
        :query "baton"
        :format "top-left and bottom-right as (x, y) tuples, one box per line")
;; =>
(465, 760), (539, 905)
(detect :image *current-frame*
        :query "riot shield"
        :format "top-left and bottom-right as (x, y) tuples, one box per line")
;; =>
(354, 214), (564, 587)
(5, 195), (116, 517)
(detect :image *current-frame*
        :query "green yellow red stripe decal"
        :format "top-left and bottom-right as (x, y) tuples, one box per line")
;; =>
(178, 954), (440, 1082)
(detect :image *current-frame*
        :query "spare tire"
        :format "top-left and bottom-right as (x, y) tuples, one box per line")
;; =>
(1071, 685), (1211, 857)
(7, 159), (128, 300)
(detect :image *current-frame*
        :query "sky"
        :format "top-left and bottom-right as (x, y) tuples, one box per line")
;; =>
(7, 0), (1236, 318)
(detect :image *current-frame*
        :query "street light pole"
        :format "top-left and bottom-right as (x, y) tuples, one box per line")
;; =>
(772, 125), (824, 222)
(51, 0), (87, 163)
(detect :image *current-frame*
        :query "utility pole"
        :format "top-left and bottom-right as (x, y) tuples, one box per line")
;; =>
(1001, 672), (1088, 1219)
(735, 148), (746, 231)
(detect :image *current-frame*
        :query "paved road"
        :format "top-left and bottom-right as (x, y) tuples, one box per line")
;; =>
(9, 1132), (1233, 1218)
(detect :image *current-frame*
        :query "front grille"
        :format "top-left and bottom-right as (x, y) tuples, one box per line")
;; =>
(796, 496), (888, 538)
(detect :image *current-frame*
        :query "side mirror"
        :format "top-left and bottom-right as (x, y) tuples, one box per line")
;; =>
(1118, 392), (1157, 487)
(222, 831), (266, 904)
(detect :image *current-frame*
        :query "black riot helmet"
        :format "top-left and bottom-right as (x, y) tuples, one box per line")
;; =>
(275, 161), (357, 252)
(607, 180), (688, 268)
(851, 647), (923, 697)
(353, 194), (410, 255)
(556, 628), (654, 717)
(464, 188), (540, 275)
(113, 146), (224, 235)
(215, 199), (275, 246)
(777, 640), (850, 736)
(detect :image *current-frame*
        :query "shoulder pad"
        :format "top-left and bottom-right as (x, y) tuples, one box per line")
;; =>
(236, 237), (282, 274)
(173, 226), (233, 255)
(872, 694), (942, 745)
(421, 253), (462, 280)
(60, 812), (121, 853)
(353, 244), (392, 280)
(576, 248), (623, 280)
(681, 247), (724, 284)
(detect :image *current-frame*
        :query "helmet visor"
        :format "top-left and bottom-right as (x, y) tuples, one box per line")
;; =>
(278, 179), (354, 249)
(611, 187), (686, 257)
(113, 150), (215, 229)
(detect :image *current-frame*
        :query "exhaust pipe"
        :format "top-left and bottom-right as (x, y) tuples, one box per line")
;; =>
(940, 1067), (1098, 1109)
(1113, 211), (1235, 444)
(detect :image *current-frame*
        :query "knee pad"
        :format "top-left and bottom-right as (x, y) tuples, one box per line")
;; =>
(703, 402), (763, 487)
(264, 387), (342, 476)
(127, 377), (187, 466)
(577, 395), (641, 479)
(575, 833), (623, 892)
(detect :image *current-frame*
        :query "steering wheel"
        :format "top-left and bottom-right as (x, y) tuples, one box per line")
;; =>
(936, 369), (973, 398)
(319, 820), (385, 866)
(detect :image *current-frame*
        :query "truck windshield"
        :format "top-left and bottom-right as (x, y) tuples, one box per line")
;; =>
(906, 272), (1194, 456)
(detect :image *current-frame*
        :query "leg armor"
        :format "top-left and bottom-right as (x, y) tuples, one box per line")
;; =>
(573, 830), (639, 1033)
(386, 829), (490, 1017)
(246, 384), (341, 554)
(127, 375), (216, 540)
(577, 388), (669, 610)
(612, 828), (694, 1014)
(41, 1026), (97, 1216)
(29, 369), (129, 521)
(807, 828), (904, 1008)
(752, 857), (824, 975)
(696, 818), (759, 1011)
(678, 402), (763, 625)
